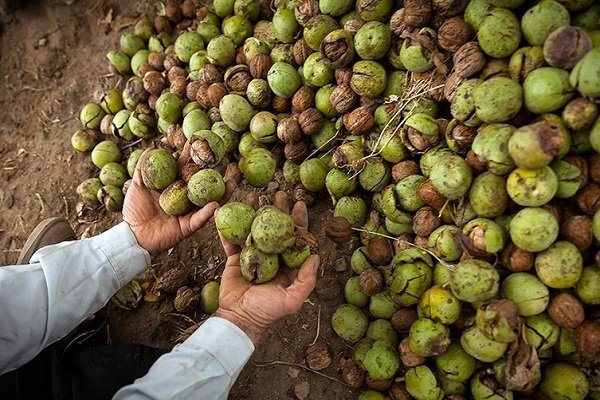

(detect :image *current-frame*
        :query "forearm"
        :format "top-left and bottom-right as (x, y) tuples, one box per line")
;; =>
(113, 317), (254, 400)
(0, 222), (150, 373)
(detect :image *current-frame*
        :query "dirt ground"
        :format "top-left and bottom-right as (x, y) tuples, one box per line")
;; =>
(0, 1), (358, 398)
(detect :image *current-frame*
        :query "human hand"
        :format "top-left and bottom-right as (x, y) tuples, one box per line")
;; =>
(215, 201), (320, 345)
(123, 149), (239, 256)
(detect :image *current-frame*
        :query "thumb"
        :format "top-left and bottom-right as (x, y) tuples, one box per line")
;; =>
(283, 255), (320, 314)
(188, 202), (219, 233)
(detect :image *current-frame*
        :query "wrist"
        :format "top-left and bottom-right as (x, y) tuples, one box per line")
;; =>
(127, 224), (158, 257)
(215, 308), (265, 345)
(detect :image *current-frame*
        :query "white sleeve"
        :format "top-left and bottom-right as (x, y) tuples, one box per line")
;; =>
(0, 222), (151, 374)
(113, 317), (255, 400)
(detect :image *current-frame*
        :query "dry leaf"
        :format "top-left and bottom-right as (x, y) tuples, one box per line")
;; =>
(112, 15), (138, 32)
(500, 328), (541, 391)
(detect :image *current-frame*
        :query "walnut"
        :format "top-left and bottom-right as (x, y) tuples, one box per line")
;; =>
(225, 67), (252, 94)
(544, 26), (592, 69)
(143, 71), (167, 96)
(452, 42), (486, 78)
(390, 8), (407, 36)
(170, 76), (187, 97)
(235, 46), (245, 65)
(399, 338), (426, 367)
(167, 124), (186, 151)
(466, 150), (487, 174)
(174, 286), (200, 313)
(561, 215), (593, 251)
(367, 236), (393, 266)
(181, 0), (197, 19)
(330, 84), (358, 114)
(335, 68), (353, 85)
(325, 216), (353, 244)
(272, 95), (290, 113)
(185, 80), (202, 101)
(207, 83), (228, 108)
(245, 192), (260, 210)
(391, 160), (419, 183)
(344, 18), (365, 34)
(501, 242), (534, 272)
(284, 140), (310, 163)
(277, 117), (302, 143)
(480, 57), (510, 80)
(413, 206), (441, 237)
(305, 342), (332, 371)
(389, 383), (412, 400)
(564, 155), (589, 187)
(577, 183), (600, 215)
(249, 53), (272, 79)
(414, 235), (429, 249)
(293, 38), (313, 66)
(180, 161), (201, 183)
(591, 154), (600, 183)
(548, 293), (585, 329)
(138, 63), (155, 78)
(403, 0), (433, 28)
(339, 359), (365, 389)
(343, 106), (375, 135)
(438, 17), (473, 52)
(199, 64), (223, 86)
(196, 85), (212, 109)
(448, 123), (478, 153)
(148, 95), (158, 110)
(433, 0), (468, 15)
(418, 180), (447, 210)
(576, 321), (600, 362)
(165, 0), (182, 22)
(298, 108), (323, 135)
(292, 86), (315, 114)
(148, 52), (166, 71)
(366, 377), (393, 391)
(391, 308), (418, 332)
(154, 15), (172, 34)
(293, 184), (316, 206)
(444, 73), (465, 102)
(295, 0), (319, 26)
(393, 234), (414, 254)
(163, 53), (182, 72)
(315, 275), (341, 300)
(359, 268), (384, 296)
(156, 266), (189, 294)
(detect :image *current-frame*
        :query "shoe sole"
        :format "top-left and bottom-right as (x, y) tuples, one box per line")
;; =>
(17, 217), (75, 265)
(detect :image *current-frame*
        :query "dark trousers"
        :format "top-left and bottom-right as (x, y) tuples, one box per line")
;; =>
(0, 317), (166, 400)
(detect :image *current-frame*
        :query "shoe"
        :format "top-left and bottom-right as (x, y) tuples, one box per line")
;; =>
(17, 217), (76, 264)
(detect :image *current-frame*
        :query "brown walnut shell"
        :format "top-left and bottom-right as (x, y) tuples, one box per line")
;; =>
(339, 359), (366, 389)
(403, 0), (433, 28)
(576, 321), (600, 362)
(277, 117), (303, 143)
(343, 106), (375, 135)
(399, 338), (426, 367)
(444, 72), (466, 102)
(272, 95), (290, 113)
(412, 206), (441, 237)
(390, 9), (407, 37)
(561, 215), (593, 251)
(366, 377), (393, 391)
(170, 77), (187, 97)
(325, 216), (353, 244)
(154, 15), (172, 34)
(389, 382), (413, 400)
(148, 52), (166, 71)
(418, 180), (447, 210)
(305, 342), (332, 371)
(196, 85), (212, 109)
(167, 124), (186, 151)
(576, 183), (600, 215)
(186, 80), (203, 101)
(547, 293), (585, 330)
(500, 242), (534, 272)
(284, 140), (310, 164)
(199, 64), (223, 86)
(299, 108), (323, 135)
(293, 38), (313, 66)
(391, 160), (420, 183)
(225, 68), (252, 94)
(367, 236), (393, 266)
(293, 184), (316, 206)
(292, 86), (316, 114)
(207, 83), (228, 108)
(180, 161), (202, 183)
(143, 71), (167, 96)
(335, 68), (353, 85)
(438, 17), (473, 52)
(391, 308), (418, 332)
(590, 153), (600, 183)
(359, 268), (384, 296)
(453, 41), (486, 78)
(249, 53), (272, 79)
(330, 84), (358, 114)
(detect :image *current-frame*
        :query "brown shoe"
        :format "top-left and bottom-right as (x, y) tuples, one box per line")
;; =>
(17, 217), (76, 264)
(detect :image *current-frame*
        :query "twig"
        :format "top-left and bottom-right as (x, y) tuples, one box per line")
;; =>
(35, 193), (45, 214)
(122, 139), (143, 150)
(252, 360), (350, 387)
(310, 306), (321, 346)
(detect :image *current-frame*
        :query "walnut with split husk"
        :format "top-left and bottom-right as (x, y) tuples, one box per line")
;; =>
(447, 123), (477, 154)
(225, 65), (252, 94)
(277, 117), (302, 144)
(399, 337), (426, 367)
(174, 286), (200, 313)
(284, 141), (310, 164)
(208, 108), (221, 124)
(576, 321), (600, 363)
(465, 150), (487, 174)
(498, 331), (541, 392)
(367, 236), (393, 266)
(167, 124), (186, 151)
(576, 183), (600, 215)
(143, 71), (167, 97)
(544, 26), (592, 70)
(359, 268), (384, 296)
(501, 242), (534, 272)
(321, 29), (355, 69)
(190, 132), (225, 168)
(390, 9), (407, 37)
(548, 293), (585, 330)
(325, 216), (353, 244)
(391, 308), (418, 332)
(403, 0), (433, 28)
(438, 17), (473, 52)
(339, 359), (365, 389)
(272, 95), (290, 113)
(561, 215), (593, 251)
(315, 275), (341, 300)
(305, 342), (332, 371)
(293, 38), (313, 66)
(249, 53), (271, 79)
(343, 106), (375, 135)
(299, 108), (323, 135)
(156, 266), (189, 294)
(564, 155), (589, 187)
(418, 180), (447, 210)
(292, 86), (315, 114)
(453, 42), (486, 78)
(207, 83), (228, 108)
(330, 84), (358, 114)
(344, 19), (364, 35)
(412, 206), (441, 237)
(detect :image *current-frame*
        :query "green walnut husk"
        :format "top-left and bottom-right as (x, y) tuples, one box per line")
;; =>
(507, 120), (565, 169)
(461, 326), (508, 363)
(420, 286), (462, 325)
(249, 111), (278, 143)
(508, 46), (545, 83)
(551, 159), (586, 199)
(450, 259), (499, 303)
(521, 0), (571, 46)
(389, 259), (433, 306)
(240, 244), (280, 284)
(363, 340), (400, 380)
(344, 276), (370, 308)
(535, 241), (583, 289)
(570, 47), (600, 99)
(140, 149), (177, 191)
(220, 94), (255, 132)
(100, 89), (124, 115)
(369, 291), (400, 319)
(575, 266), (600, 305)
(428, 225), (462, 262)
(97, 185), (124, 212)
(127, 149), (143, 178)
(471, 371), (513, 400)
(475, 299), (520, 343)
(354, 21), (391, 61)
(358, 391), (386, 400)
(359, 160), (391, 193)
(91, 141), (122, 169)
(400, 30), (435, 73)
(159, 180), (192, 217)
(470, 123), (514, 174)
(409, 318), (451, 358)
(478, 9), (522, 58)
(350, 60), (387, 98)
(80, 103), (106, 130)
(112, 110), (135, 140)
(99, 162), (128, 188)
(77, 178), (103, 206)
(156, 92), (183, 124)
(334, 196), (367, 228)
(239, 148), (276, 187)
(187, 169), (225, 207)
(273, 8), (300, 44)
(473, 77), (523, 124)
(251, 206), (295, 254)
(435, 342), (476, 383)
(283, 161), (300, 185)
(238, 132), (268, 158)
(594, 209), (600, 242)
(506, 166), (558, 207)
(215, 202), (256, 246)
(222, 15), (253, 46)
(183, 109), (211, 139)
(281, 235), (312, 268)
(523, 67), (575, 114)
(267, 62), (302, 99)
(107, 50), (132, 74)
(207, 35), (236, 66)
(71, 129), (97, 153)
(128, 111), (156, 139)
(326, 168), (357, 202)
(332, 304), (369, 343)
(509, 207), (559, 252)
(200, 281), (219, 314)
(130, 49), (149, 77)
(120, 33), (145, 57)
(524, 313), (560, 351)
(430, 154), (472, 200)
(300, 158), (328, 192)
(405, 365), (445, 400)
(540, 363), (589, 400)
(351, 247), (373, 275)
(303, 52), (334, 87)
(469, 172), (508, 218)
(501, 272), (550, 316)
(450, 79), (482, 127)
(174, 31), (204, 63)
(303, 14), (340, 51)
(366, 319), (398, 347)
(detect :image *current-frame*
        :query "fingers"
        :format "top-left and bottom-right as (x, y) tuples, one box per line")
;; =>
(283, 255), (320, 314)
(187, 202), (219, 233)
(132, 148), (152, 187)
(292, 201), (308, 231)
(217, 226), (241, 258)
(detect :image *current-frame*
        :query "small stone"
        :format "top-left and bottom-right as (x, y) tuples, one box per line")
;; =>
(294, 381), (310, 400)
(267, 181), (280, 192)
(334, 257), (348, 272)
(288, 367), (300, 379)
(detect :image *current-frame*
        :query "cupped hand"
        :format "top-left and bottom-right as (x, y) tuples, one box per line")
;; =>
(215, 201), (320, 345)
(122, 149), (227, 256)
